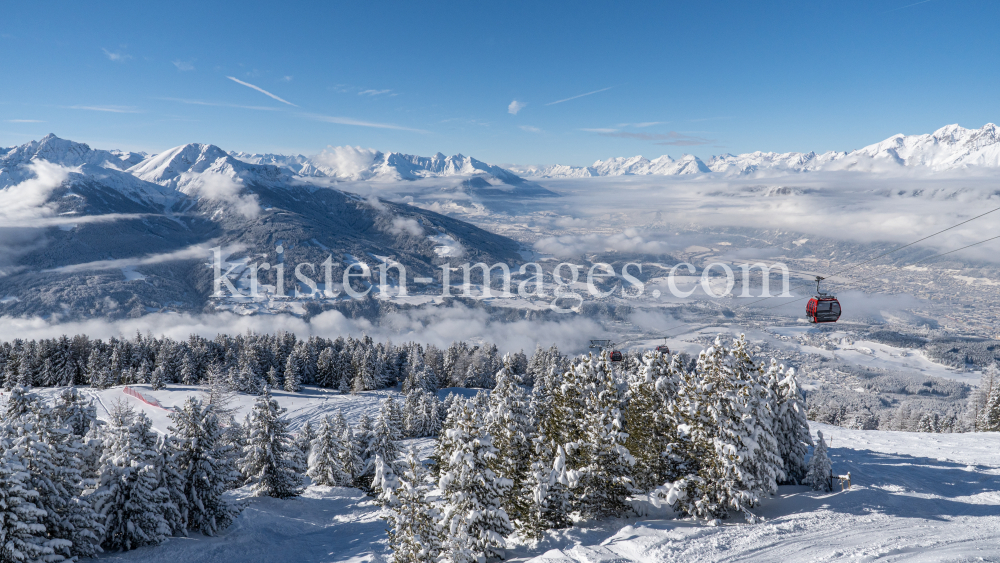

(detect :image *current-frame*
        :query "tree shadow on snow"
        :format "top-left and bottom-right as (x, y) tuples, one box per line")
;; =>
(755, 445), (1000, 523)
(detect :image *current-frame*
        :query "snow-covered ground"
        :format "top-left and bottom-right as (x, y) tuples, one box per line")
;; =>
(520, 423), (1000, 562)
(29, 385), (997, 562)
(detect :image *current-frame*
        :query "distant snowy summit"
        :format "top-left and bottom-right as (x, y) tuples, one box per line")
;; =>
(510, 123), (1000, 177)
(230, 146), (526, 185)
(0, 134), (531, 192)
(512, 153), (711, 178)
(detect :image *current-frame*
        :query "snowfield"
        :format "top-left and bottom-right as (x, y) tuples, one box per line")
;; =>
(519, 423), (1000, 563)
(33, 385), (998, 562)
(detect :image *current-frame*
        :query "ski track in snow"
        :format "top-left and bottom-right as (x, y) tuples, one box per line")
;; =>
(18, 386), (1000, 562)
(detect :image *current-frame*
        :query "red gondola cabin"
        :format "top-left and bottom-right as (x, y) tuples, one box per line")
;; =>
(807, 276), (841, 323)
(806, 296), (841, 323)
(609, 350), (624, 362)
(655, 345), (671, 355)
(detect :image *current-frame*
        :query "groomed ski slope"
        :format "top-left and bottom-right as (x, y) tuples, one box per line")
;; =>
(34, 385), (998, 562)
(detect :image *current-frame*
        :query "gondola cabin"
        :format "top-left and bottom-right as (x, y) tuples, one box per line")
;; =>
(807, 276), (841, 323)
(609, 350), (624, 362)
(806, 296), (841, 323)
(655, 345), (671, 355)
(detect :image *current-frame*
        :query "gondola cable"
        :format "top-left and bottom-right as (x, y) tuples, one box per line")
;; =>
(753, 231), (1000, 313)
(647, 222), (1000, 338)
(741, 203), (1000, 309)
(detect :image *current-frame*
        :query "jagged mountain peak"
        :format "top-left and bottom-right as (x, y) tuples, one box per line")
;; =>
(0, 133), (148, 189)
(130, 142), (289, 189)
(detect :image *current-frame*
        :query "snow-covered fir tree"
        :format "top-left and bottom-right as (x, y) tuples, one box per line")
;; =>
(382, 448), (442, 563)
(574, 352), (634, 518)
(357, 401), (402, 491)
(94, 403), (174, 551)
(522, 444), (572, 538)
(307, 415), (351, 487)
(769, 361), (812, 484)
(979, 374), (1000, 431)
(0, 441), (51, 563)
(239, 387), (304, 498)
(7, 389), (103, 559)
(804, 430), (833, 492)
(371, 453), (397, 497)
(154, 434), (187, 537)
(296, 420), (316, 464)
(487, 354), (534, 522)
(437, 400), (513, 563)
(283, 354), (302, 393)
(168, 398), (241, 536)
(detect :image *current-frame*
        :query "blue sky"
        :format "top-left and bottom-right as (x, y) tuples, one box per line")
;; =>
(2, 0), (998, 166)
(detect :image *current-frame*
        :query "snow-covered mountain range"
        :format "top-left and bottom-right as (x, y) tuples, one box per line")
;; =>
(0, 134), (525, 319)
(230, 146), (526, 184)
(511, 123), (1000, 177)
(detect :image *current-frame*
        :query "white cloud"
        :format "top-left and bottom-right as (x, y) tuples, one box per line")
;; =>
(311, 146), (380, 178)
(1, 213), (151, 229)
(47, 242), (241, 274)
(178, 173), (261, 218)
(0, 161), (74, 267)
(303, 113), (427, 133)
(0, 161), (72, 221)
(157, 97), (280, 111)
(580, 128), (618, 133)
(172, 60), (194, 71)
(226, 76), (297, 107)
(0, 304), (605, 355)
(102, 48), (131, 62)
(534, 228), (675, 258)
(508, 100), (526, 115)
(6, 119), (44, 123)
(519, 125), (542, 133)
(65, 105), (142, 114)
(546, 86), (614, 106)
(389, 217), (424, 237)
(359, 89), (392, 96)
(281, 75), (293, 82)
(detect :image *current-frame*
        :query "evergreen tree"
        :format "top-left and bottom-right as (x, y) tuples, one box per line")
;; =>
(358, 402), (402, 491)
(238, 387), (304, 498)
(339, 423), (363, 487)
(179, 353), (198, 385)
(11, 395), (103, 560)
(0, 442), (51, 563)
(575, 352), (634, 518)
(625, 350), (681, 492)
(307, 416), (351, 487)
(283, 354), (302, 393)
(168, 398), (241, 536)
(52, 386), (97, 437)
(154, 435), (187, 536)
(522, 445), (571, 539)
(804, 431), (833, 492)
(486, 355), (533, 523)
(93, 404), (173, 551)
(770, 362), (813, 484)
(316, 348), (336, 389)
(296, 421), (316, 462)
(382, 449), (442, 563)
(437, 401), (513, 563)
(150, 365), (166, 391)
(979, 377), (1000, 431)
(731, 335), (784, 498)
